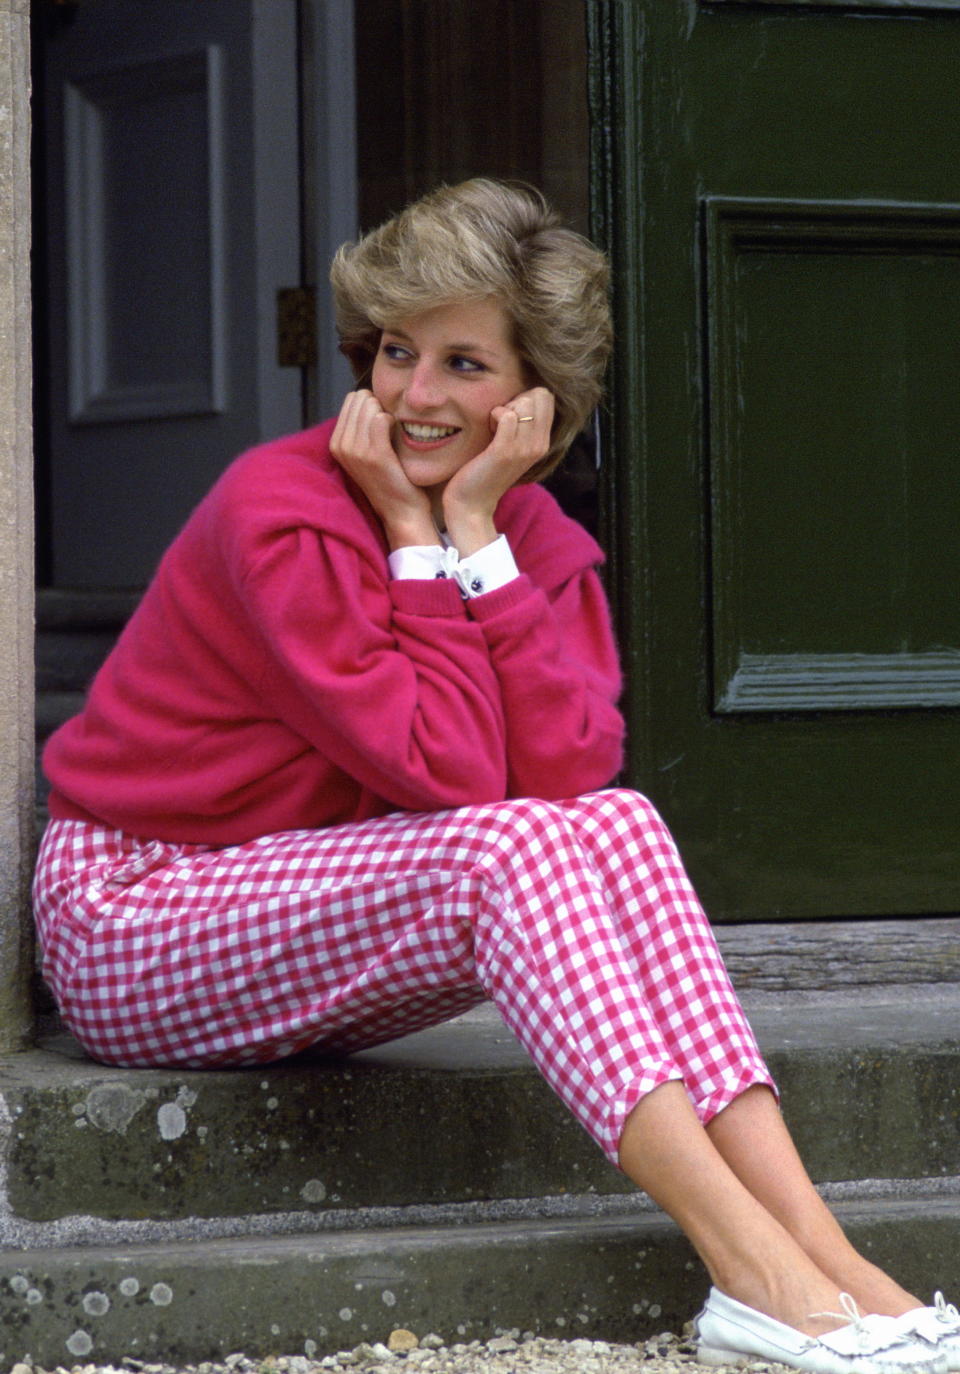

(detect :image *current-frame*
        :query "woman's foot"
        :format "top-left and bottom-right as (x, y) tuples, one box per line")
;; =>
(809, 1246), (921, 1319)
(713, 1246), (899, 1339)
(895, 1295), (960, 1372)
(695, 1287), (947, 1374)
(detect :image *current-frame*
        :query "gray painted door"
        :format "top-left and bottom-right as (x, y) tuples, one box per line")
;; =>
(41, 0), (303, 588)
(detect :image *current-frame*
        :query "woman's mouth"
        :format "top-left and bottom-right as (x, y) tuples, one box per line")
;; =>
(400, 421), (461, 446)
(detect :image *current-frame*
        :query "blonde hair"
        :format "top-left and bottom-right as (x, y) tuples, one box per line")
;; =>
(330, 179), (611, 481)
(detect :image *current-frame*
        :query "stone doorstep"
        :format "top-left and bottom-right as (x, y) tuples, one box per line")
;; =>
(2, 1193), (960, 1370)
(2, 984), (960, 1233)
(716, 917), (960, 993)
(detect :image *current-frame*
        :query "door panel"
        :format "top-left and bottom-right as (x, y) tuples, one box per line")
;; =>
(590, 1), (960, 918)
(41, 0), (302, 589)
(705, 198), (960, 712)
(64, 49), (227, 428)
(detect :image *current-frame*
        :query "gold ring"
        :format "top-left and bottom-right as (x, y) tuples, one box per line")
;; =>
(517, 415), (534, 423)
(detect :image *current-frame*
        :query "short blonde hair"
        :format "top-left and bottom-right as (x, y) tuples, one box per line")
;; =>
(330, 179), (611, 481)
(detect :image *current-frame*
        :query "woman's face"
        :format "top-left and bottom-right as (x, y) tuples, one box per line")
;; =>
(371, 298), (529, 504)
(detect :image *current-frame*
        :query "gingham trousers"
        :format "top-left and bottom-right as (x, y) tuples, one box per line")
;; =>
(32, 788), (775, 1164)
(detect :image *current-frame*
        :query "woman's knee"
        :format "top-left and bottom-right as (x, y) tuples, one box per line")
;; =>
(487, 796), (583, 850)
(485, 791), (674, 863)
(572, 786), (669, 835)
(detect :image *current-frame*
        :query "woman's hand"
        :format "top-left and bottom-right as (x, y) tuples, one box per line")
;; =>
(330, 390), (439, 550)
(442, 387), (555, 557)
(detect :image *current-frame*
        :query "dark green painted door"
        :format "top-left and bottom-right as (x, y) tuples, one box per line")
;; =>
(589, 0), (960, 920)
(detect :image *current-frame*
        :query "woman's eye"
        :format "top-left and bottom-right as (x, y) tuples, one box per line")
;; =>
(449, 355), (484, 373)
(381, 342), (411, 362)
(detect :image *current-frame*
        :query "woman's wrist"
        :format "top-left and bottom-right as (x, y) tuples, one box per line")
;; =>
(443, 511), (498, 559)
(384, 516), (441, 552)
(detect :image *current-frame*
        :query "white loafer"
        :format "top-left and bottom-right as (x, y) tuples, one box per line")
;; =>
(896, 1294), (960, 1372)
(695, 1287), (948, 1374)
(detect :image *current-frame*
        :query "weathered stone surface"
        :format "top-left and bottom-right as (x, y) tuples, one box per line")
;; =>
(717, 917), (960, 990)
(1, 1194), (958, 1371)
(0, 925), (957, 1366)
(0, 0), (36, 1053)
(0, 1014), (620, 1231)
(2, 981), (960, 1236)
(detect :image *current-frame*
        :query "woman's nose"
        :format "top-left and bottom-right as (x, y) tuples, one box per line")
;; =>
(404, 361), (444, 411)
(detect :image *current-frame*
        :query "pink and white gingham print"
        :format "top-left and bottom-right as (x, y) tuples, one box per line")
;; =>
(32, 789), (775, 1164)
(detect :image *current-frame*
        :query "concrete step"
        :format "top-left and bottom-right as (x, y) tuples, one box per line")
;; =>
(34, 690), (84, 818)
(35, 588), (140, 818)
(2, 984), (960, 1234)
(35, 588), (139, 693)
(2, 1190), (959, 1369)
(4, 918), (959, 1235)
(3, 922), (958, 1366)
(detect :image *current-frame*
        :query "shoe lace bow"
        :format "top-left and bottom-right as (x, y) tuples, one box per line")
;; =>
(809, 1292), (898, 1354)
(933, 1292), (960, 1331)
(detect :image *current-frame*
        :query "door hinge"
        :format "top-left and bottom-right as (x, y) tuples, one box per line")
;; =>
(277, 286), (318, 368)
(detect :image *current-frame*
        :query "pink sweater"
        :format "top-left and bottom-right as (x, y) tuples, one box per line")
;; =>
(45, 420), (625, 844)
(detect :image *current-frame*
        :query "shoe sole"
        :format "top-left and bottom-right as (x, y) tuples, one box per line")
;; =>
(697, 1344), (774, 1367)
(697, 1344), (946, 1374)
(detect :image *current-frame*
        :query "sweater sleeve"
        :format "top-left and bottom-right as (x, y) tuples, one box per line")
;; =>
(238, 524), (511, 812)
(466, 566), (625, 800)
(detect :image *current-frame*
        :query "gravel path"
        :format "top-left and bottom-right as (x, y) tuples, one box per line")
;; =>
(6, 1327), (792, 1374)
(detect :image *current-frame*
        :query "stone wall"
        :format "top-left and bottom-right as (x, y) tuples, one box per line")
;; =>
(0, 0), (34, 1051)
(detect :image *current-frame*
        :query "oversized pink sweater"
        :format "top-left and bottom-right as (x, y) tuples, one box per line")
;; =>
(45, 420), (625, 844)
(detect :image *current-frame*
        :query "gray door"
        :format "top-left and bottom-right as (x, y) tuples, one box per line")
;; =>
(40, 0), (304, 588)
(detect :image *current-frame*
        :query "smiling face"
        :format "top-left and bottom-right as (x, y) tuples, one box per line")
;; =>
(370, 298), (529, 508)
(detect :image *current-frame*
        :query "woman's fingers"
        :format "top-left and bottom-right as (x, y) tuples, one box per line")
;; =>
(488, 386), (555, 469)
(443, 389), (556, 535)
(331, 391), (406, 491)
(331, 389), (394, 463)
(331, 391), (434, 543)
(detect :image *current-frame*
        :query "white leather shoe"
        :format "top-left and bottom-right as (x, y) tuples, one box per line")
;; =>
(896, 1294), (960, 1372)
(695, 1288), (948, 1374)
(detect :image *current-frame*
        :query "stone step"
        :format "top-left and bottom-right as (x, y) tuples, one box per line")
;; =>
(35, 588), (139, 817)
(35, 588), (138, 693)
(3, 979), (959, 1236)
(35, 690), (86, 741)
(3, 922), (959, 1366)
(2, 1190), (959, 1370)
(34, 690), (84, 817)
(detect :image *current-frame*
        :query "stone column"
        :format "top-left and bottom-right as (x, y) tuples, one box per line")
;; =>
(0, 0), (34, 1051)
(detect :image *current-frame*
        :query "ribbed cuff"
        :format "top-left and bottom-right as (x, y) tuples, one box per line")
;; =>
(389, 576), (468, 616)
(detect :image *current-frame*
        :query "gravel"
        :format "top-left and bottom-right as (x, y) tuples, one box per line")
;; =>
(5, 1327), (794, 1374)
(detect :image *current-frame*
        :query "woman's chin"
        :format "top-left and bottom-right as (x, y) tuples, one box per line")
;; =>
(399, 455), (456, 490)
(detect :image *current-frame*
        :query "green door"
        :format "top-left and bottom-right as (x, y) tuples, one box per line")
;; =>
(589, 0), (960, 920)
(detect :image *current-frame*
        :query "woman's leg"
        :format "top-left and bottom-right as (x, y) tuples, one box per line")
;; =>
(34, 800), (918, 1346)
(560, 790), (920, 1326)
(704, 1085), (918, 1317)
(557, 788), (777, 1133)
(33, 804), (692, 1148)
(34, 796), (753, 1159)
(31, 801), (695, 1100)
(620, 1082), (920, 1335)
(618, 1081), (859, 1337)
(34, 812), (506, 1066)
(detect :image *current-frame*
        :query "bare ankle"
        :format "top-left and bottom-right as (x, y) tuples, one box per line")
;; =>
(711, 1260), (863, 1338)
(815, 1256), (919, 1318)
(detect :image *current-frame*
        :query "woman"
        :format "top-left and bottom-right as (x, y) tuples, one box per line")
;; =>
(34, 179), (957, 1374)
